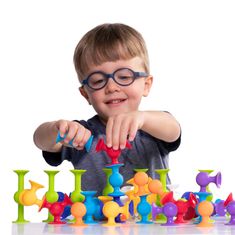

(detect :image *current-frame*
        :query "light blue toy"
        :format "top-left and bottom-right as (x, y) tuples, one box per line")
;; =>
(56, 132), (93, 152)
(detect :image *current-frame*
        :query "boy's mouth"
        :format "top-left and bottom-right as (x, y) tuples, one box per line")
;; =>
(105, 99), (126, 105)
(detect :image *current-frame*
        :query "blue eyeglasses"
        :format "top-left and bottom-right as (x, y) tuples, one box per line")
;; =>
(82, 68), (148, 90)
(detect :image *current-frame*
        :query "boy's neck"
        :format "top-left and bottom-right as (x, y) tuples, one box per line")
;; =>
(98, 116), (107, 126)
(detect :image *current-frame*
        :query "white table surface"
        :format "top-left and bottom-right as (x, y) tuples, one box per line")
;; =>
(12, 217), (235, 235)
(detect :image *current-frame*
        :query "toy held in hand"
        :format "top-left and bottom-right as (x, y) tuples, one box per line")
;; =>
(96, 138), (132, 164)
(56, 132), (93, 152)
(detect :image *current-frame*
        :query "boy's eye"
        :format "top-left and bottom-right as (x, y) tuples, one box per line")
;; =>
(118, 75), (133, 80)
(91, 79), (104, 85)
(93, 79), (105, 84)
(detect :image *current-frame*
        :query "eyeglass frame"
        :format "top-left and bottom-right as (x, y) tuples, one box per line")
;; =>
(81, 67), (149, 90)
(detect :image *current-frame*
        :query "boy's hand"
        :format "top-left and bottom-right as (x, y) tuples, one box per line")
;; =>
(106, 111), (145, 150)
(55, 120), (92, 150)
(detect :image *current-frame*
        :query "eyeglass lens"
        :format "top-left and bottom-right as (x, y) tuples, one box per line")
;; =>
(88, 68), (135, 89)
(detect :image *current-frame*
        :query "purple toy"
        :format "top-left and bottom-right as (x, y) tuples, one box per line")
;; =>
(224, 193), (235, 225)
(196, 171), (221, 192)
(225, 201), (235, 225)
(152, 202), (178, 226)
(214, 199), (226, 217)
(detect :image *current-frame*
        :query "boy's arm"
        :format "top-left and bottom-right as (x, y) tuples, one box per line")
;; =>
(106, 110), (180, 150)
(34, 120), (92, 152)
(141, 111), (181, 143)
(33, 121), (62, 152)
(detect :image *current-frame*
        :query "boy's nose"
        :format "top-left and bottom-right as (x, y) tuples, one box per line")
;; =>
(105, 77), (121, 93)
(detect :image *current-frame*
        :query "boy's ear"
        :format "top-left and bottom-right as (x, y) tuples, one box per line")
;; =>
(79, 86), (91, 105)
(143, 76), (153, 97)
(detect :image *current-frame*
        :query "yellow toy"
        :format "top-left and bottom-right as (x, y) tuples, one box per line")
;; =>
(102, 201), (129, 226)
(19, 180), (44, 207)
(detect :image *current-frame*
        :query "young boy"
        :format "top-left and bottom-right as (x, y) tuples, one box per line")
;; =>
(33, 23), (181, 196)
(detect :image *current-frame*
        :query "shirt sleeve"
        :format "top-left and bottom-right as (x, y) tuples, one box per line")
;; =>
(160, 133), (181, 152)
(160, 111), (181, 152)
(42, 150), (63, 166)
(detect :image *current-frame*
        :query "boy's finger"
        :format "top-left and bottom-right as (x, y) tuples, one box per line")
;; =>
(119, 120), (130, 149)
(82, 129), (92, 148)
(73, 125), (86, 147)
(106, 118), (114, 148)
(128, 121), (138, 142)
(112, 118), (122, 150)
(58, 120), (68, 137)
(64, 122), (78, 143)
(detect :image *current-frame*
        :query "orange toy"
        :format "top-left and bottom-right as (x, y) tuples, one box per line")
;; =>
(148, 179), (166, 199)
(133, 172), (149, 196)
(70, 202), (87, 226)
(197, 201), (214, 227)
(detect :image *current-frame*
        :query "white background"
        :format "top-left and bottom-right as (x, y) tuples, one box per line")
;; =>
(1, 0), (235, 232)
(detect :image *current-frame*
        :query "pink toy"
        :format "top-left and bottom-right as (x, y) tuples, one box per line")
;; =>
(96, 139), (132, 165)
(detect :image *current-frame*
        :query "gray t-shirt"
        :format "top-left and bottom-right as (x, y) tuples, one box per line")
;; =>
(43, 115), (181, 196)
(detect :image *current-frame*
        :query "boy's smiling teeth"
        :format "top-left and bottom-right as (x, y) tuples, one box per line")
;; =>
(106, 99), (126, 104)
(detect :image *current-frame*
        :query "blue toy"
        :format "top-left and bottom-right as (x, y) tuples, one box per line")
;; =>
(56, 132), (93, 152)
(136, 194), (153, 224)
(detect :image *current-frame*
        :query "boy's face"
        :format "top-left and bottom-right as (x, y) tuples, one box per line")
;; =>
(79, 57), (153, 123)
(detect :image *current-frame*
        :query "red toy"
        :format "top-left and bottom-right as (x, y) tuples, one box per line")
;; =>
(96, 138), (132, 164)
(161, 191), (198, 224)
(39, 193), (72, 224)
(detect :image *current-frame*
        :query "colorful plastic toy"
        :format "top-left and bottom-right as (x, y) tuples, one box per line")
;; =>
(125, 186), (140, 217)
(152, 202), (178, 226)
(155, 169), (170, 192)
(148, 178), (167, 223)
(96, 138), (131, 165)
(198, 169), (214, 201)
(57, 192), (71, 220)
(102, 201), (129, 226)
(19, 180), (44, 207)
(39, 193), (72, 224)
(70, 169), (86, 202)
(106, 164), (125, 197)
(13, 167), (234, 229)
(194, 192), (212, 202)
(224, 193), (235, 225)
(13, 170), (29, 223)
(81, 191), (98, 224)
(133, 171), (149, 196)
(197, 200), (214, 227)
(43, 170), (59, 222)
(70, 202), (87, 226)
(214, 199), (226, 216)
(44, 170), (59, 203)
(136, 194), (153, 224)
(161, 191), (197, 224)
(102, 168), (113, 196)
(56, 132), (93, 152)
(225, 201), (235, 225)
(196, 171), (221, 193)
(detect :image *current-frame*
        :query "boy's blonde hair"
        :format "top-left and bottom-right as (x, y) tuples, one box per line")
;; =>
(73, 23), (149, 83)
